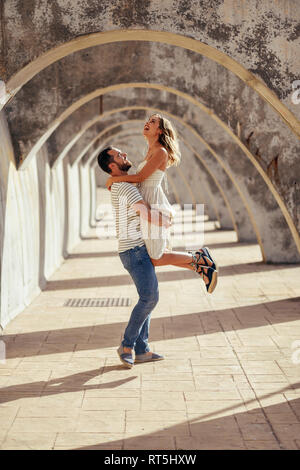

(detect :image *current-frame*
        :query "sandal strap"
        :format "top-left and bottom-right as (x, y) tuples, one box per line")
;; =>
(189, 250), (212, 269)
(196, 252), (211, 268)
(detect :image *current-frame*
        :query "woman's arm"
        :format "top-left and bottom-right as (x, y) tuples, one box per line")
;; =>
(106, 148), (168, 189)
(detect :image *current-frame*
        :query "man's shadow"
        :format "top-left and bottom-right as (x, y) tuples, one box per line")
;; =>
(0, 365), (137, 404)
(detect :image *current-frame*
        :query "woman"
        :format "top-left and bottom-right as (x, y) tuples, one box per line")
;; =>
(105, 114), (217, 293)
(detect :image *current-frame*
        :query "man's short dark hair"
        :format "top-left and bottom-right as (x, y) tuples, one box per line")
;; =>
(97, 146), (114, 174)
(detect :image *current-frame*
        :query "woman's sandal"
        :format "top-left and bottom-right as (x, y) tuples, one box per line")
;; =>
(197, 246), (218, 272)
(201, 264), (218, 294)
(190, 247), (217, 271)
(190, 252), (218, 294)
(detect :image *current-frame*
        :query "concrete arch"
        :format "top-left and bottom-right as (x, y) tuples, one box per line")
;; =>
(4, 37), (298, 263)
(41, 99), (262, 257)
(59, 107), (246, 242)
(14, 78), (298, 247)
(78, 123), (195, 209)
(75, 119), (144, 166)
(49, 99), (226, 228)
(88, 127), (182, 207)
(94, 129), (234, 232)
(18, 81), (296, 260)
(88, 124), (234, 232)
(84, 126), (184, 208)
(1, 15), (298, 262)
(88, 126), (223, 224)
(84, 119), (241, 242)
(99, 134), (235, 238)
(181, 139), (238, 235)
(90, 129), (179, 208)
(15, 83), (300, 259)
(175, 166), (196, 206)
(3, 29), (299, 139)
(57, 117), (219, 224)
(95, 129), (234, 233)
(2, 3), (299, 329)
(4, 35), (298, 231)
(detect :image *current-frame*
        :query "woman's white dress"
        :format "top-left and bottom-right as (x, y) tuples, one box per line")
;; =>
(136, 160), (176, 259)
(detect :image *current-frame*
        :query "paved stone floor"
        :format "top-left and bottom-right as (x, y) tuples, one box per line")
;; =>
(1, 195), (300, 450)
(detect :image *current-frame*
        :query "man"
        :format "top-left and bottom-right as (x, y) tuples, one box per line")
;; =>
(97, 146), (170, 369)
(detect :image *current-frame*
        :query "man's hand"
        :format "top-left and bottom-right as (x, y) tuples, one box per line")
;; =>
(132, 201), (172, 228)
(164, 214), (172, 228)
(157, 212), (172, 228)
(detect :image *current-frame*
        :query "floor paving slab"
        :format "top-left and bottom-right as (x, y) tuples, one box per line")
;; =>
(0, 432), (57, 450)
(54, 433), (124, 450)
(1, 200), (300, 450)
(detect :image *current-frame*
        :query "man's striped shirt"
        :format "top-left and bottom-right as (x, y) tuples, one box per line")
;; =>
(110, 182), (145, 253)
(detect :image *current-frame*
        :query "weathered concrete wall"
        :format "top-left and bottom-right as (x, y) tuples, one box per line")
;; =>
(5, 40), (299, 177)
(1, 0), (299, 116)
(3, 40), (298, 259)
(0, 112), (95, 328)
(179, 140), (234, 229)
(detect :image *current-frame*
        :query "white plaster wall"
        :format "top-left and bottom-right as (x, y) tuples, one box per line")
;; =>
(0, 111), (40, 327)
(0, 113), (95, 328)
(41, 150), (66, 279)
(89, 167), (97, 227)
(65, 159), (81, 252)
(79, 163), (92, 237)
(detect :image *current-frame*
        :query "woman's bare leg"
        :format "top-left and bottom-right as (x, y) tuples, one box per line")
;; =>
(151, 251), (213, 285)
(151, 252), (194, 270)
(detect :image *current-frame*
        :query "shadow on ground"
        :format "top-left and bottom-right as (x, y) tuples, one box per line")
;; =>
(42, 262), (299, 291)
(2, 297), (300, 359)
(0, 365), (137, 405)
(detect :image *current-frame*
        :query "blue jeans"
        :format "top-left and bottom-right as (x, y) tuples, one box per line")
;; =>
(119, 245), (159, 354)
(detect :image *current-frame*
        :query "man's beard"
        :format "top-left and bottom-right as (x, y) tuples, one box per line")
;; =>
(118, 161), (132, 172)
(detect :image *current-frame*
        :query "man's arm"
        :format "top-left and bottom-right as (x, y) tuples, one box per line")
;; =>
(132, 200), (171, 228)
(106, 149), (168, 189)
(116, 182), (171, 228)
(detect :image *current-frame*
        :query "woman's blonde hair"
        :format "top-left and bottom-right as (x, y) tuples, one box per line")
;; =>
(151, 114), (181, 167)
